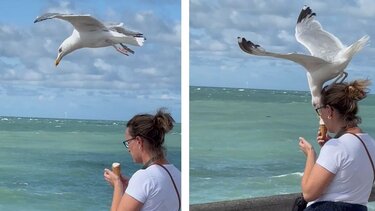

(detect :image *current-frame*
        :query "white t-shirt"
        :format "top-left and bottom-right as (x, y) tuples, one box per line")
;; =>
(125, 164), (181, 211)
(313, 133), (375, 206)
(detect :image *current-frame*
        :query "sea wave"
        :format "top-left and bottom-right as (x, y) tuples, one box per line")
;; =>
(271, 172), (303, 178)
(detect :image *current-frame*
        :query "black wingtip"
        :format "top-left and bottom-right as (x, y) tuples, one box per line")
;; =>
(237, 37), (247, 45)
(237, 37), (247, 53)
(297, 5), (316, 23)
(240, 37), (248, 43)
(237, 37), (261, 55)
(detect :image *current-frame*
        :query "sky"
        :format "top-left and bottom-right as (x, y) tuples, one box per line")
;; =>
(190, 0), (375, 93)
(0, 0), (181, 121)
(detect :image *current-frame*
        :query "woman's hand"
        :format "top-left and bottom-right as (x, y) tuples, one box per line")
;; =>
(299, 137), (315, 156)
(104, 169), (129, 190)
(104, 169), (120, 187)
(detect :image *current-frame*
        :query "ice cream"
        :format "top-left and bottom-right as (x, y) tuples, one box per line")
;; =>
(319, 118), (327, 139)
(112, 162), (121, 176)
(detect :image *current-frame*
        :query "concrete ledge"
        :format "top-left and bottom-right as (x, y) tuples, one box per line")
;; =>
(190, 186), (375, 211)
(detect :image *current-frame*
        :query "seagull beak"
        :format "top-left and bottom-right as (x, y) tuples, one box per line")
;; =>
(55, 54), (62, 66)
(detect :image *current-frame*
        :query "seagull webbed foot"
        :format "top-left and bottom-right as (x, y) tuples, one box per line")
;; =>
(120, 43), (135, 54)
(113, 44), (130, 56)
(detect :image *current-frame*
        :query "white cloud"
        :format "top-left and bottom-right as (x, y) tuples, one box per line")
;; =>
(135, 12), (147, 23)
(38, 94), (56, 101)
(277, 30), (295, 44)
(94, 58), (112, 71)
(347, 0), (375, 17)
(24, 71), (43, 81)
(46, 1), (75, 14)
(135, 67), (158, 76)
(159, 94), (180, 100)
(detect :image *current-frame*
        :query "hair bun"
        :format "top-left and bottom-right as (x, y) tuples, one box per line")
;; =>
(346, 80), (371, 101)
(153, 108), (175, 133)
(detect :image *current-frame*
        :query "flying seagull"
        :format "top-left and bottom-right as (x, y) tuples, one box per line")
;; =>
(238, 6), (369, 107)
(34, 13), (145, 66)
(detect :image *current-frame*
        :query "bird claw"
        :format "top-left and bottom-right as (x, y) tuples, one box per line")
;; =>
(326, 72), (349, 91)
(338, 72), (348, 83)
(332, 71), (348, 84)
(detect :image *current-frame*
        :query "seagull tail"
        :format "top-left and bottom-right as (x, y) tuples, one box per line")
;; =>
(134, 36), (145, 47)
(340, 35), (370, 59)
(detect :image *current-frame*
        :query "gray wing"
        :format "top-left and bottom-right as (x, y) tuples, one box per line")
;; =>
(238, 37), (329, 73)
(34, 13), (107, 32)
(295, 6), (344, 61)
(107, 23), (144, 37)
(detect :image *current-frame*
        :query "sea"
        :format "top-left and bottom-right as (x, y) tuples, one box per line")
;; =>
(190, 86), (375, 209)
(0, 117), (181, 211)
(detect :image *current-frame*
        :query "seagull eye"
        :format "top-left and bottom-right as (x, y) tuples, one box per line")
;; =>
(58, 48), (62, 53)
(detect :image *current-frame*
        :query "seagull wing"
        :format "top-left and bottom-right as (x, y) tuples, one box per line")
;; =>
(295, 6), (344, 61)
(107, 24), (144, 37)
(238, 37), (329, 72)
(34, 13), (107, 32)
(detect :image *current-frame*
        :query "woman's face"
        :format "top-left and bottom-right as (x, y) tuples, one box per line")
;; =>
(125, 128), (142, 163)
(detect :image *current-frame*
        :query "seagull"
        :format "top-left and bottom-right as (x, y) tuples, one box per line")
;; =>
(238, 6), (369, 108)
(34, 13), (145, 66)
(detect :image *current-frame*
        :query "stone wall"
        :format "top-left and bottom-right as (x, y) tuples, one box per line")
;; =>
(190, 186), (375, 211)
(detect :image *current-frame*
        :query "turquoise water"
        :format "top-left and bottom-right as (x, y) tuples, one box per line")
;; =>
(0, 117), (181, 211)
(190, 86), (375, 209)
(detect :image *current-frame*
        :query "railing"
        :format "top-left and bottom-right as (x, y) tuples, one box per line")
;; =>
(190, 186), (375, 211)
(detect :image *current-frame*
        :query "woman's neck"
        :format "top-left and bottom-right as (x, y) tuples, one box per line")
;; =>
(334, 125), (362, 138)
(141, 153), (167, 169)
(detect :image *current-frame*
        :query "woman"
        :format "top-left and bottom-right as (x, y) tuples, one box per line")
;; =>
(104, 109), (181, 211)
(299, 79), (375, 210)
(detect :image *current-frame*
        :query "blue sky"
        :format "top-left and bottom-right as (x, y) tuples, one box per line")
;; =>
(0, 0), (181, 121)
(190, 0), (375, 93)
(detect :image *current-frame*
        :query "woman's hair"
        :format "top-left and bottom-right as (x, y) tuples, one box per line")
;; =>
(126, 108), (175, 156)
(321, 79), (371, 127)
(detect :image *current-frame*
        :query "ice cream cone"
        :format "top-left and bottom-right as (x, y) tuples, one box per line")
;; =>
(112, 162), (121, 176)
(319, 118), (327, 138)
(319, 124), (327, 138)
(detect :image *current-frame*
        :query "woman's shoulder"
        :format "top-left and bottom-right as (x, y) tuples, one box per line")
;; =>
(149, 164), (181, 174)
(339, 133), (374, 143)
(131, 168), (150, 180)
(131, 164), (180, 183)
(164, 164), (181, 172)
(328, 133), (375, 151)
(135, 164), (180, 174)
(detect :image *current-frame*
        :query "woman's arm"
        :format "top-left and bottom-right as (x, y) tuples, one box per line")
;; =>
(104, 169), (144, 211)
(116, 194), (143, 211)
(111, 178), (125, 211)
(104, 169), (125, 211)
(299, 137), (335, 201)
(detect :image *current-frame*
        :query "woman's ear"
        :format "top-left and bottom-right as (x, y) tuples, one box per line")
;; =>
(327, 105), (334, 118)
(136, 136), (144, 149)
